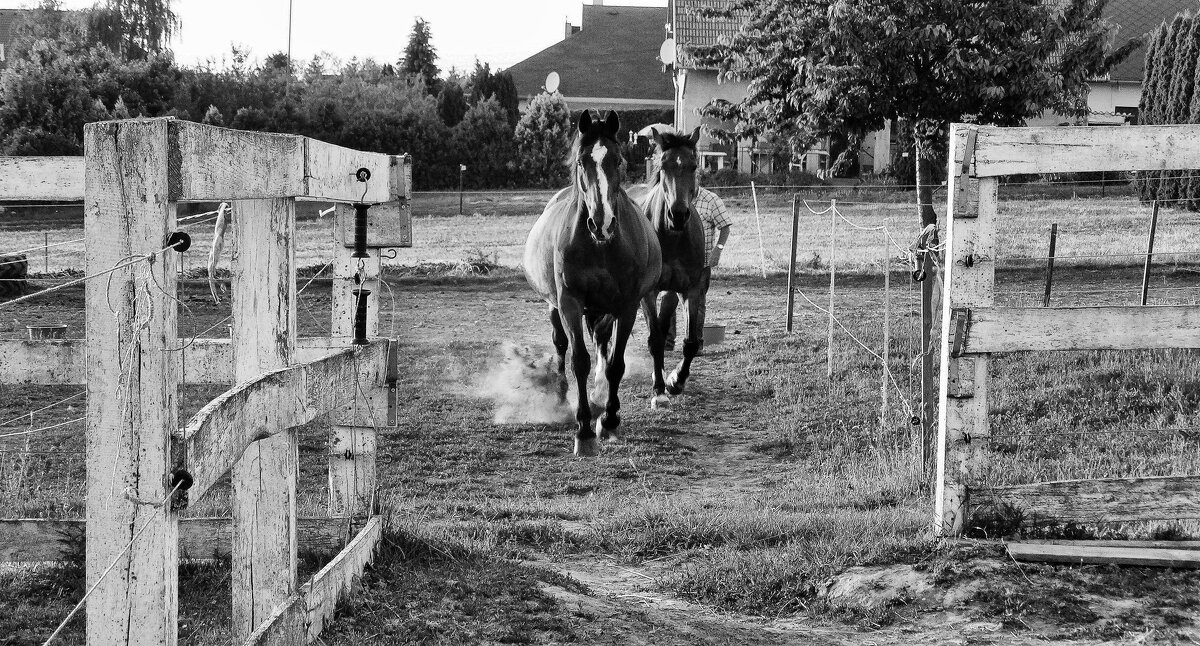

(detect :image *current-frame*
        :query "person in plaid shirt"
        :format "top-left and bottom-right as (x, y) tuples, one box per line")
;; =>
(662, 186), (732, 350)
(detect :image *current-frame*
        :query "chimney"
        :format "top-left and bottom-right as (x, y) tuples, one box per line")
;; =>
(565, 20), (574, 38)
(594, 0), (604, 5)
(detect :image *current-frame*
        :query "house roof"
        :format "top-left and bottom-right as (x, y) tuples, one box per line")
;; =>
(1104, 0), (1194, 82)
(671, 0), (1192, 81)
(507, 4), (673, 107)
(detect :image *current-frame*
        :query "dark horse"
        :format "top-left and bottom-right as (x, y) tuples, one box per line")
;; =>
(523, 110), (662, 456)
(628, 126), (704, 408)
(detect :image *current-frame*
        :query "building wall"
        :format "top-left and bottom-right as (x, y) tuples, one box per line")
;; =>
(675, 69), (776, 171)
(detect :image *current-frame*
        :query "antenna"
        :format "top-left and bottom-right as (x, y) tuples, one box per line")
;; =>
(545, 71), (560, 93)
(658, 38), (676, 66)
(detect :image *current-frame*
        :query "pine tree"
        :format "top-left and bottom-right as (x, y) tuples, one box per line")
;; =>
(1138, 20), (1173, 200)
(1161, 13), (1196, 200)
(400, 18), (440, 94)
(515, 91), (572, 187)
(1146, 14), (1184, 200)
(437, 82), (468, 126)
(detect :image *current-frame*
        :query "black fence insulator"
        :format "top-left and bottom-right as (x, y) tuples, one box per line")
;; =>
(353, 203), (370, 259)
(352, 288), (371, 345)
(167, 231), (191, 253)
(169, 468), (193, 512)
(355, 167), (372, 183)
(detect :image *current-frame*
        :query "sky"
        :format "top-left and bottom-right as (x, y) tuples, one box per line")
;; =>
(7, 0), (668, 72)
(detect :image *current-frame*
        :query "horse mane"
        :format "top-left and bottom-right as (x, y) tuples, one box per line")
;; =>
(648, 131), (698, 188)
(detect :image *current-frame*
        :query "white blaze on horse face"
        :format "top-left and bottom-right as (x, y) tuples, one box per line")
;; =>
(591, 142), (616, 237)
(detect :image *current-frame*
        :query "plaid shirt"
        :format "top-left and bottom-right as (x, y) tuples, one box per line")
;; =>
(693, 187), (732, 267)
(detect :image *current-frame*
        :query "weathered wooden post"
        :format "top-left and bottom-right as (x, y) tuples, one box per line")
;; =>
(230, 196), (301, 642)
(84, 118), (180, 645)
(329, 154), (411, 517)
(936, 125), (992, 537)
(1141, 201), (1160, 306)
(1043, 223), (1058, 307)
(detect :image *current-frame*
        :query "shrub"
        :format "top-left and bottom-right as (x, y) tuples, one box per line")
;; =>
(514, 91), (571, 188)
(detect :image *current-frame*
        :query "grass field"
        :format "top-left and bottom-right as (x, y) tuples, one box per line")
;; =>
(1, 188), (1200, 644)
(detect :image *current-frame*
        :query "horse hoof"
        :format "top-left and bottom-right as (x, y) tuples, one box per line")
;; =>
(665, 382), (684, 396)
(574, 437), (600, 457)
(650, 394), (671, 410)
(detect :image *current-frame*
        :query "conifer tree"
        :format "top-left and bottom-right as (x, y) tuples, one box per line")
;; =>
(400, 18), (440, 94)
(515, 91), (572, 187)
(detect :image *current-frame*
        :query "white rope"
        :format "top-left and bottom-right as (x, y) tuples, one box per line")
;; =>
(41, 481), (184, 646)
(1, 237), (86, 257)
(0, 391), (84, 428)
(0, 244), (179, 310)
(0, 416), (85, 439)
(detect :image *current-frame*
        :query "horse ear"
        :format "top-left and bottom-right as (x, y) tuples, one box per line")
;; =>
(650, 126), (666, 150)
(603, 111), (620, 138)
(689, 126), (702, 145)
(578, 110), (593, 134)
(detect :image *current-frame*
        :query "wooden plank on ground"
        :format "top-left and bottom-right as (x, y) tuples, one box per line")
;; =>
(965, 305), (1200, 353)
(1008, 542), (1200, 568)
(84, 116), (180, 646)
(245, 516), (383, 646)
(183, 339), (389, 500)
(967, 123), (1200, 177)
(972, 475), (1200, 524)
(0, 156), (84, 201)
(1018, 539), (1200, 550)
(0, 518), (356, 562)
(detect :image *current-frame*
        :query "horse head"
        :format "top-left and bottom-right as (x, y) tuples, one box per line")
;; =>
(573, 110), (624, 246)
(650, 125), (701, 233)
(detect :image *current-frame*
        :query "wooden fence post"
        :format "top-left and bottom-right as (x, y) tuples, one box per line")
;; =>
(936, 125), (993, 537)
(1043, 223), (1058, 307)
(84, 118), (180, 645)
(1141, 201), (1160, 306)
(230, 197), (302, 642)
(786, 195), (800, 332)
(827, 200), (837, 378)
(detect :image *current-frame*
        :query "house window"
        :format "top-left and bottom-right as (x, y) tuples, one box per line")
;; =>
(1115, 106), (1138, 125)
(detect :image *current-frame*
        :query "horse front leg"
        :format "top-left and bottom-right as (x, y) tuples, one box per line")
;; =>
(667, 285), (706, 396)
(640, 293), (669, 408)
(599, 308), (637, 441)
(559, 298), (597, 457)
(549, 306), (568, 404)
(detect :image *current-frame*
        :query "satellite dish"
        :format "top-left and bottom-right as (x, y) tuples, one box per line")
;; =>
(545, 71), (560, 93)
(659, 38), (676, 65)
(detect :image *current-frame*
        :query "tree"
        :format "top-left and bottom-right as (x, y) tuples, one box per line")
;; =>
(699, 0), (1140, 228)
(400, 17), (440, 94)
(89, 0), (178, 60)
(437, 82), (468, 126)
(202, 104), (225, 126)
(515, 91), (572, 187)
(453, 97), (517, 188)
(468, 62), (519, 126)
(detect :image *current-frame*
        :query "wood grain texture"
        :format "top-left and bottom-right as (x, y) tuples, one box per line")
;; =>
(1017, 539), (1200, 550)
(303, 138), (392, 203)
(242, 516), (382, 646)
(0, 337), (350, 385)
(972, 475), (1200, 524)
(0, 517), (356, 562)
(230, 197), (300, 643)
(83, 117), (180, 646)
(0, 156), (84, 200)
(965, 305), (1200, 353)
(1008, 542), (1200, 568)
(936, 126), (996, 538)
(171, 121), (305, 202)
(183, 339), (389, 500)
(966, 123), (1200, 177)
(330, 243), (382, 516)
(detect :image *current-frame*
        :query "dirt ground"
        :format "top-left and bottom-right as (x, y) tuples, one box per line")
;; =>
(3, 266), (1200, 645)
